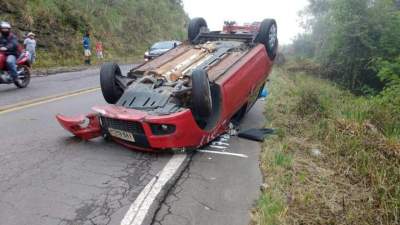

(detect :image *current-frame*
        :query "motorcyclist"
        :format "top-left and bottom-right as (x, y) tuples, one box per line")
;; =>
(0, 21), (19, 82)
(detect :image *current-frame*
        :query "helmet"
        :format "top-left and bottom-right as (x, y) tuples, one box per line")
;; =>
(1, 21), (11, 37)
(0, 21), (11, 29)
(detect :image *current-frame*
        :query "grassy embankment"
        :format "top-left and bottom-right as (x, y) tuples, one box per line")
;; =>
(0, 0), (188, 69)
(252, 62), (400, 225)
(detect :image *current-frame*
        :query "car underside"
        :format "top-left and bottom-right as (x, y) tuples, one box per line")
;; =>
(115, 41), (251, 117)
(56, 17), (278, 151)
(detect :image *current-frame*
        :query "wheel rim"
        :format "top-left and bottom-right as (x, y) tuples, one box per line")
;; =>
(268, 24), (277, 51)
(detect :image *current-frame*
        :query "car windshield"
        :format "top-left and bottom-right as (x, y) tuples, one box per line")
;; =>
(150, 42), (175, 50)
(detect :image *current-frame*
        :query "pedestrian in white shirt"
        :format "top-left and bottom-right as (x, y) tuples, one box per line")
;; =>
(24, 32), (36, 64)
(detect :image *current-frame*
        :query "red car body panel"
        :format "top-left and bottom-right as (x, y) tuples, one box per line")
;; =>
(56, 44), (273, 151)
(56, 113), (102, 140)
(218, 45), (272, 120)
(95, 105), (227, 149)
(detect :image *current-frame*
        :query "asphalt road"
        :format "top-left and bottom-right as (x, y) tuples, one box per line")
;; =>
(152, 101), (265, 225)
(0, 66), (264, 225)
(0, 66), (174, 225)
(0, 65), (133, 106)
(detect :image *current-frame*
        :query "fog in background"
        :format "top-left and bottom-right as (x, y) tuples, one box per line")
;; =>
(182, 0), (309, 44)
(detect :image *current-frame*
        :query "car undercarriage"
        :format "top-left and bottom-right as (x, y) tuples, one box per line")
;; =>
(56, 17), (278, 151)
(110, 41), (250, 116)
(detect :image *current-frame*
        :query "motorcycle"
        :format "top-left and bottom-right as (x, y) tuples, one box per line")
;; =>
(0, 50), (31, 88)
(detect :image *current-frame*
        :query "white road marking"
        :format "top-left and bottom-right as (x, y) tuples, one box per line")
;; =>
(120, 154), (187, 225)
(197, 149), (249, 158)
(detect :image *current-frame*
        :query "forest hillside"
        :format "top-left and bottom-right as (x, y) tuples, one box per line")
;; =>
(0, 0), (188, 67)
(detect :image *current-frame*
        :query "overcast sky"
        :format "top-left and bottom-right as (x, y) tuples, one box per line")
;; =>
(182, 0), (309, 44)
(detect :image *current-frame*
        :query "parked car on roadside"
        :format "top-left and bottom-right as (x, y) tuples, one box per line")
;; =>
(144, 41), (181, 61)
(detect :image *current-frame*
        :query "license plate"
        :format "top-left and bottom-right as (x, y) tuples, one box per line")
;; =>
(108, 128), (135, 142)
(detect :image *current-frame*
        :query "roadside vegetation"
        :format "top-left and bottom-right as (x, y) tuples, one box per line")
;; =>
(0, 0), (188, 68)
(253, 0), (399, 224)
(253, 64), (399, 225)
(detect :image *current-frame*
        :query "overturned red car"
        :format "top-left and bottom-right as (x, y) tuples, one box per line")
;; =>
(56, 17), (278, 151)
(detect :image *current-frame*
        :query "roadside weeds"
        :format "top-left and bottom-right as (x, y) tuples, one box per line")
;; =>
(252, 68), (400, 225)
(32, 54), (143, 76)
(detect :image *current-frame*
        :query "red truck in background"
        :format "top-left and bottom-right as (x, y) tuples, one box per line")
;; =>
(222, 21), (261, 34)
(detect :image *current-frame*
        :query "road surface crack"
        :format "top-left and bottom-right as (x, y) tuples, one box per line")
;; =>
(151, 152), (195, 225)
(57, 154), (157, 225)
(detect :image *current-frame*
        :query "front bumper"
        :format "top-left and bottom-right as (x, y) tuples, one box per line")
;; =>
(56, 105), (226, 151)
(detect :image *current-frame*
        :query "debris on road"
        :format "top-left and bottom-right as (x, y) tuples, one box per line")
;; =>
(238, 128), (275, 142)
(310, 148), (322, 157)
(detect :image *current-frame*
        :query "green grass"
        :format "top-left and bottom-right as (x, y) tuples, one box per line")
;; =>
(33, 48), (144, 69)
(273, 151), (292, 169)
(256, 193), (285, 225)
(253, 66), (400, 225)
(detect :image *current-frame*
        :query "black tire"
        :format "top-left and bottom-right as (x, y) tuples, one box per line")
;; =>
(100, 63), (124, 104)
(191, 69), (212, 118)
(188, 17), (208, 44)
(255, 19), (278, 60)
(14, 65), (30, 88)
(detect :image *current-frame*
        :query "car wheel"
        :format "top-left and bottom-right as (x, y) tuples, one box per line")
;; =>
(188, 17), (208, 44)
(255, 19), (278, 60)
(100, 63), (124, 104)
(191, 69), (213, 119)
(14, 65), (31, 88)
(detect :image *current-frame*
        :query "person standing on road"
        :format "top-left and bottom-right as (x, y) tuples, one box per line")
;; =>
(0, 21), (20, 82)
(95, 41), (104, 59)
(24, 32), (36, 64)
(82, 32), (91, 65)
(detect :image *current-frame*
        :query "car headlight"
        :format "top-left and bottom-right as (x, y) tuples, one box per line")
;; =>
(144, 51), (149, 56)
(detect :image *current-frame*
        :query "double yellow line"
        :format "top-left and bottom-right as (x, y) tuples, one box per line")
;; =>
(0, 87), (100, 115)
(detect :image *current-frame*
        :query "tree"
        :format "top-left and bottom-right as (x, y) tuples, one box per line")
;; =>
(293, 0), (400, 94)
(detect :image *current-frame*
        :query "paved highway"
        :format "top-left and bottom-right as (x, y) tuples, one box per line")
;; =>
(0, 66), (264, 225)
